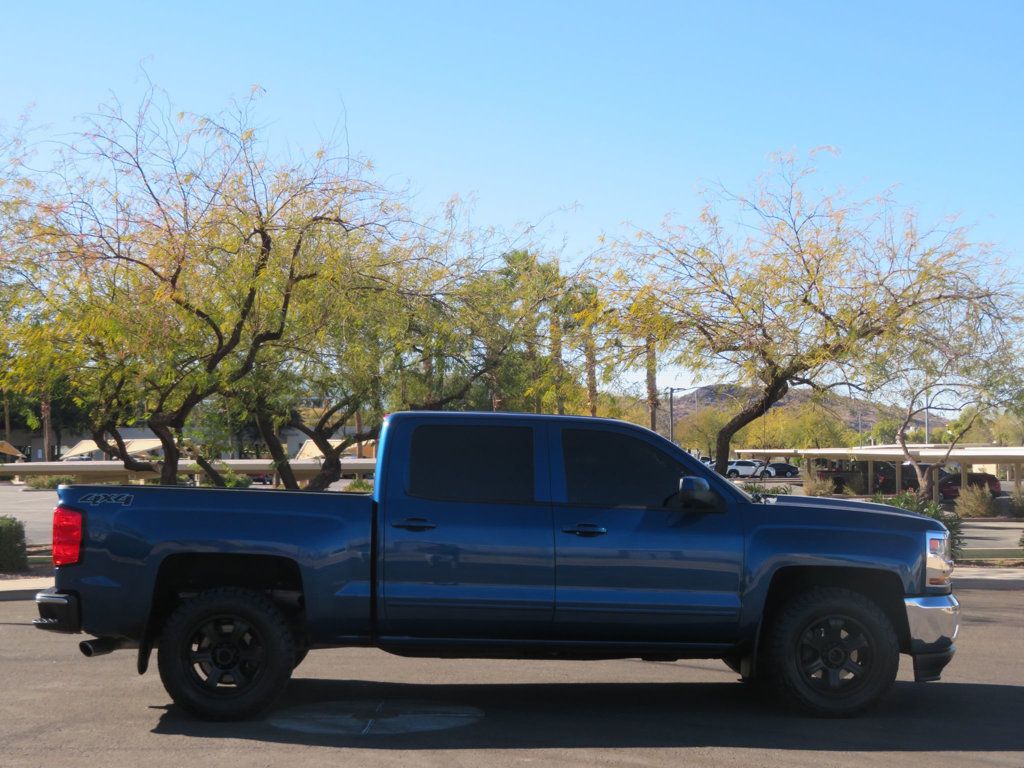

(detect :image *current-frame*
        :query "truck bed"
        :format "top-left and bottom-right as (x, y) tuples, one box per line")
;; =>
(54, 484), (375, 643)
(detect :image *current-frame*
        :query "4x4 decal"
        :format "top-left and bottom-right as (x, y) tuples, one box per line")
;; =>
(78, 492), (134, 507)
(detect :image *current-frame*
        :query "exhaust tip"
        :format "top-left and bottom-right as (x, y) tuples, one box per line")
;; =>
(79, 637), (122, 657)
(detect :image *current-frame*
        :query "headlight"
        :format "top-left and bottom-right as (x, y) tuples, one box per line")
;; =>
(926, 531), (953, 589)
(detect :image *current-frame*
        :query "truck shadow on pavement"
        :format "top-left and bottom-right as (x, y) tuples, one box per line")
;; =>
(152, 678), (1024, 751)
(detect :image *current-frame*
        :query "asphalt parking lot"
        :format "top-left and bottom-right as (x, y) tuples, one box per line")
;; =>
(1, 587), (1021, 768)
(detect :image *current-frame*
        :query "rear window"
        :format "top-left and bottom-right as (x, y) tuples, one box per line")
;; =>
(408, 424), (535, 503)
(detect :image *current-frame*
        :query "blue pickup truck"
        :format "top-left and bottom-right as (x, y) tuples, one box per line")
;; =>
(35, 411), (959, 720)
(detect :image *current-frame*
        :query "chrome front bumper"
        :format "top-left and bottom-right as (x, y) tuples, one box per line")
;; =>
(904, 594), (959, 681)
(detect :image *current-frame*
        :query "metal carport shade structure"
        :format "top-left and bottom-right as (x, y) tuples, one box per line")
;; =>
(60, 438), (164, 460)
(736, 444), (1024, 500)
(0, 440), (26, 458)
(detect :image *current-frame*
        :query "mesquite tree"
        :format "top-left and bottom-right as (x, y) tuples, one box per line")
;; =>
(615, 153), (1014, 474)
(7, 89), (388, 483)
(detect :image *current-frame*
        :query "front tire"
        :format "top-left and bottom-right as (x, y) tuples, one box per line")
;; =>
(157, 588), (295, 720)
(763, 587), (898, 717)
(727, 470), (739, 478)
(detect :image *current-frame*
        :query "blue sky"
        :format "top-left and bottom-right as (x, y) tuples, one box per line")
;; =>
(4, 1), (1022, 271)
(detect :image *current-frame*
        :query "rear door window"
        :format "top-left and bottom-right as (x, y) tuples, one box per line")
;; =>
(408, 424), (535, 503)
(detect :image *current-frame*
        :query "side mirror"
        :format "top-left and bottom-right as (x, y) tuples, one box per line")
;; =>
(679, 475), (710, 496)
(678, 474), (722, 513)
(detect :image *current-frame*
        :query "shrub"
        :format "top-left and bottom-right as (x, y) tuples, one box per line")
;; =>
(220, 469), (253, 489)
(841, 473), (866, 496)
(0, 516), (29, 572)
(1009, 486), (1024, 518)
(25, 474), (77, 490)
(345, 478), (374, 493)
(871, 491), (965, 560)
(801, 471), (835, 497)
(955, 484), (996, 518)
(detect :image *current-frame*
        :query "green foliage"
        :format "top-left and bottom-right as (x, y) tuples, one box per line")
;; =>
(4, 105), (1021, 495)
(991, 411), (1024, 446)
(954, 484), (997, 518)
(674, 406), (734, 458)
(25, 474), (77, 490)
(0, 515), (28, 572)
(674, 401), (859, 458)
(802, 471), (835, 497)
(841, 473), (866, 496)
(1009, 486), (1024, 518)
(871, 491), (939, 513)
(219, 469), (253, 489)
(345, 478), (374, 493)
(871, 416), (905, 445)
(944, 407), (994, 445)
(871, 492), (964, 560)
(740, 482), (793, 497)
(903, 426), (927, 443)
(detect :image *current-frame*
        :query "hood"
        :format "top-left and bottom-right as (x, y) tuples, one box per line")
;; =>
(767, 494), (947, 532)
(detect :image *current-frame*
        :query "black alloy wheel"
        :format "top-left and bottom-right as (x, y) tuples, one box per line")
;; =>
(184, 615), (266, 692)
(158, 588), (295, 720)
(796, 615), (872, 694)
(764, 587), (898, 716)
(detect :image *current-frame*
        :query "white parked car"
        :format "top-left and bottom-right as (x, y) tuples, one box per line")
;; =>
(725, 460), (765, 478)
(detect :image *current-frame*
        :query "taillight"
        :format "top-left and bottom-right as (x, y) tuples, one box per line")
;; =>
(53, 506), (82, 567)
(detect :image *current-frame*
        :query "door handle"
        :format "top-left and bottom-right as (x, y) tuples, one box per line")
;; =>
(392, 517), (437, 531)
(562, 523), (608, 537)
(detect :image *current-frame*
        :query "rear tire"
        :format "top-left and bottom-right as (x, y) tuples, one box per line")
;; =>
(158, 588), (295, 720)
(763, 587), (898, 717)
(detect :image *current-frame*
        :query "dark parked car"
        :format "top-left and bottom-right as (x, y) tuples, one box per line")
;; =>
(938, 472), (1001, 500)
(763, 462), (799, 478)
(873, 462), (925, 494)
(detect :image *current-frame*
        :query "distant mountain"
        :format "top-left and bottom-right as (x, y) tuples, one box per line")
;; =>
(665, 384), (945, 432)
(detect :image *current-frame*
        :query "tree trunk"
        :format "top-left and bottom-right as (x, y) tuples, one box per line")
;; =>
(305, 447), (342, 492)
(149, 420), (181, 485)
(550, 314), (565, 415)
(584, 327), (598, 418)
(295, 420), (382, 493)
(901, 413), (978, 502)
(714, 378), (789, 475)
(3, 391), (10, 443)
(645, 335), (658, 431)
(91, 426), (158, 474)
(255, 406), (299, 490)
(355, 411), (364, 458)
(194, 455), (227, 487)
(41, 396), (51, 460)
(526, 342), (541, 413)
